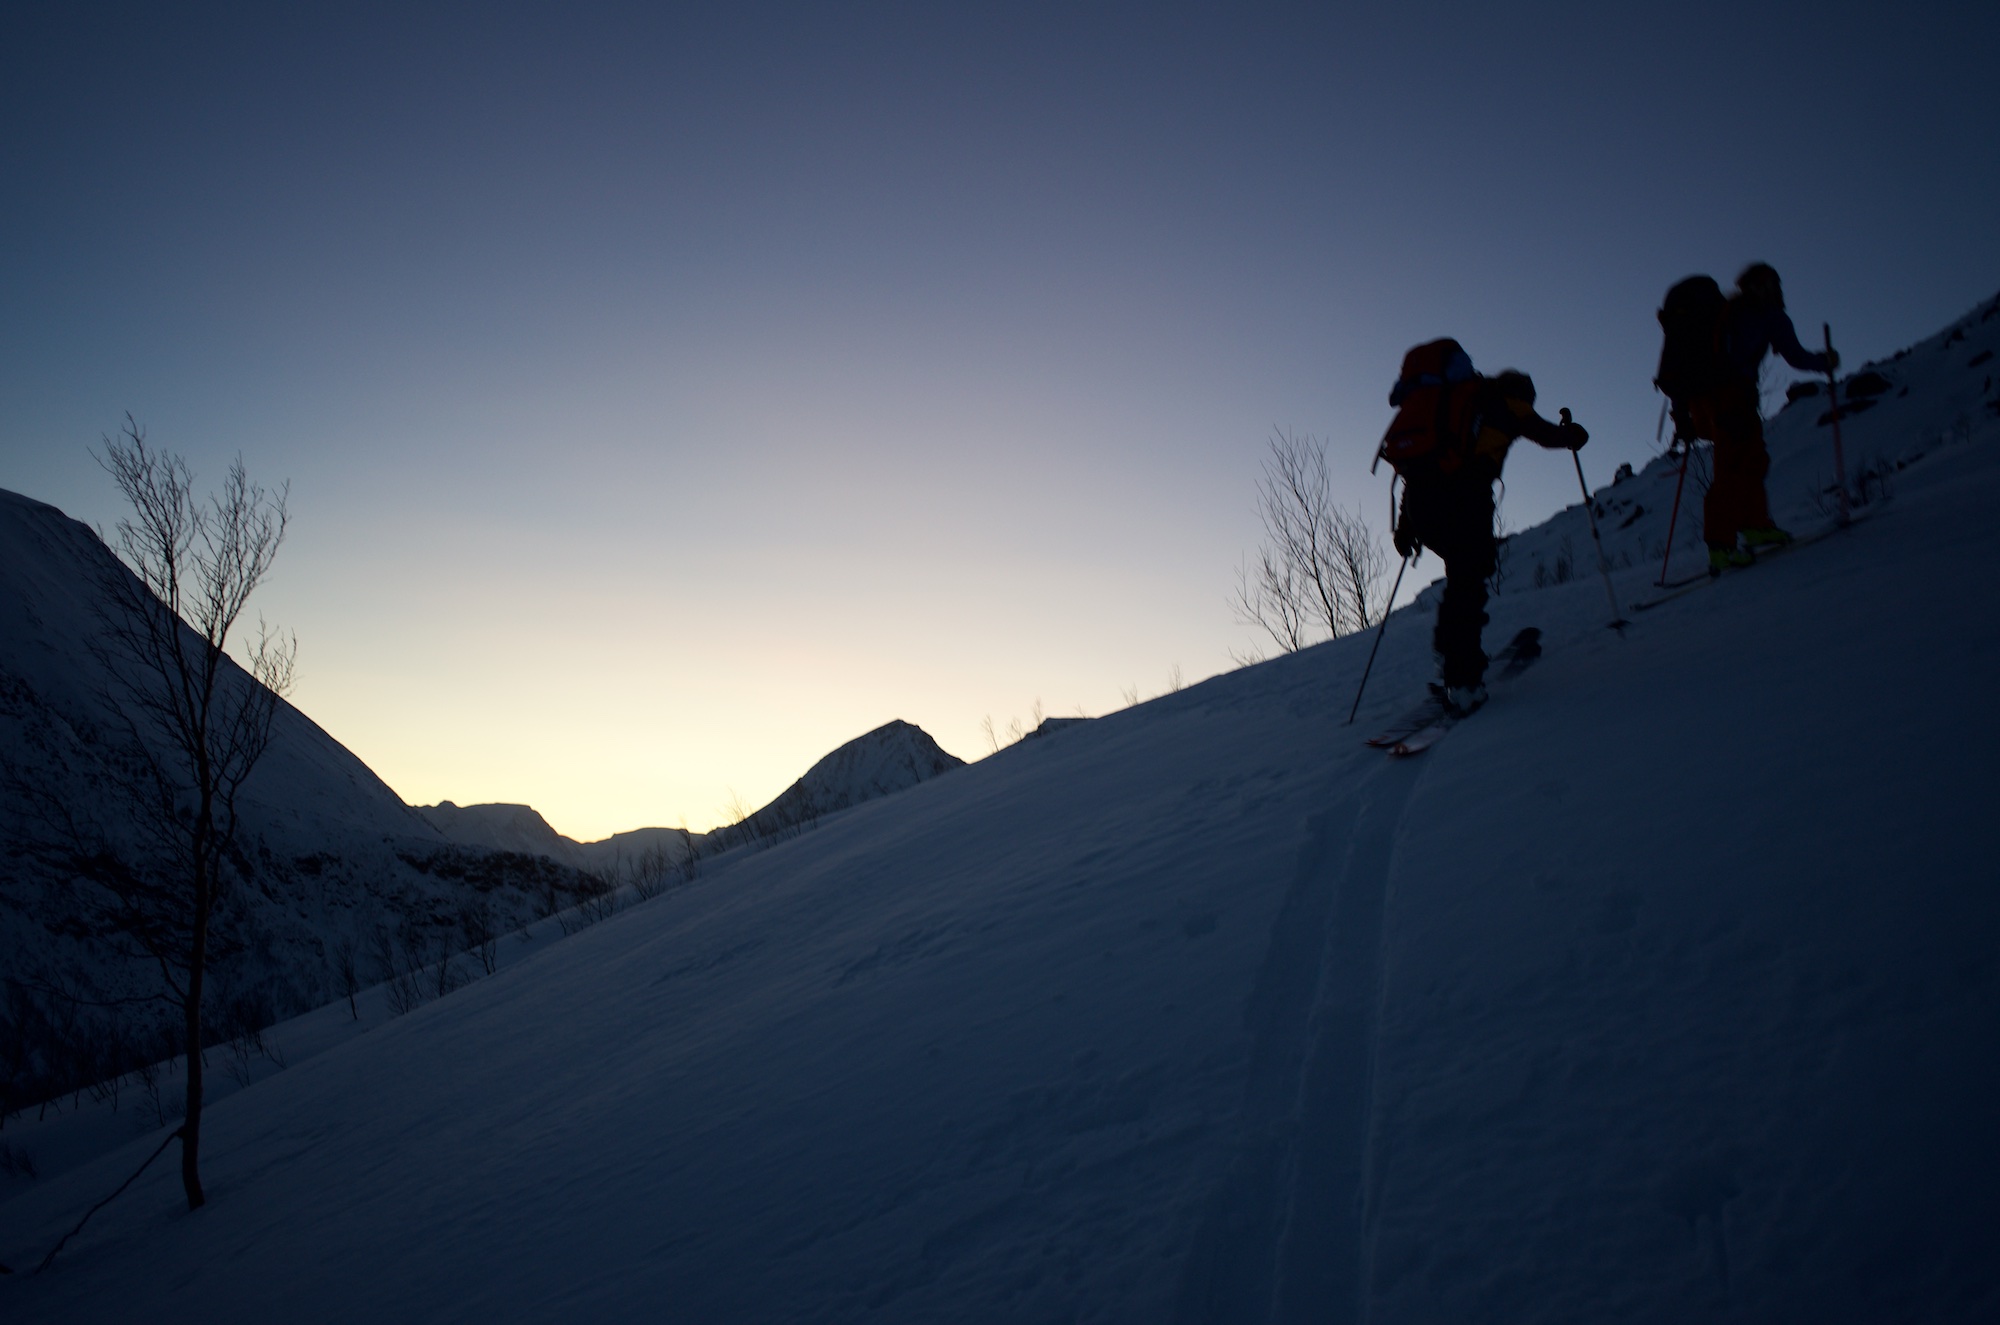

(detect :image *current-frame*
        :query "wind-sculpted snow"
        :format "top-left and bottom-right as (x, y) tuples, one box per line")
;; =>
(4, 294), (1998, 1319)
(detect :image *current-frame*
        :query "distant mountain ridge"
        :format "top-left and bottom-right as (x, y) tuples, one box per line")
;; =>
(750, 717), (961, 824)
(416, 718), (966, 865)
(416, 801), (589, 869)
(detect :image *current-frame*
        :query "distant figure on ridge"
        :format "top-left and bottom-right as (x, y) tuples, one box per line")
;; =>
(1655, 262), (1837, 571)
(1377, 339), (1588, 716)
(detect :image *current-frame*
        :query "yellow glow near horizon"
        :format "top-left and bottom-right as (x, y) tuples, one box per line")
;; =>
(270, 505), (1243, 842)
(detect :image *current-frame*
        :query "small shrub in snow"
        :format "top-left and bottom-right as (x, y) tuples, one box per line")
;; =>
(0, 1141), (37, 1182)
(1534, 538), (1578, 589)
(627, 845), (675, 902)
(459, 901), (500, 974)
(1805, 457), (1896, 520)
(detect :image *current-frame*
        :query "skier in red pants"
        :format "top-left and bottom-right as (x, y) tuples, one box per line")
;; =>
(1687, 263), (1837, 569)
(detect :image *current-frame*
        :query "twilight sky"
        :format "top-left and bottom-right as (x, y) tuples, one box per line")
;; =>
(5, 3), (1996, 839)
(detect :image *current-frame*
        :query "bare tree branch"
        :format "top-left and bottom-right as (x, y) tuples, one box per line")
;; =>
(1232, 429), (1390, 653)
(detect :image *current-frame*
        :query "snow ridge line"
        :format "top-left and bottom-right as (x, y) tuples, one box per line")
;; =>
(1170, 759), (1421, 1324)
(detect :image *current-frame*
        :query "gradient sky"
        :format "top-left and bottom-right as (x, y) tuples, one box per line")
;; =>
(5, 3), (1996, 839)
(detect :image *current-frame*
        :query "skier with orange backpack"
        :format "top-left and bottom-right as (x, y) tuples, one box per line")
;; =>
(1379, 339), (1588, 715)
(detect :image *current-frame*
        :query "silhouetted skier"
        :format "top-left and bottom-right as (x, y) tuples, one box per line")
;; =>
(1664, 263), (1837, 570)
(1378, 339), (1588, 715)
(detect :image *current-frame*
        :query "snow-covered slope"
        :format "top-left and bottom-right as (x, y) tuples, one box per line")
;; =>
(4, 297), (1996, 1320)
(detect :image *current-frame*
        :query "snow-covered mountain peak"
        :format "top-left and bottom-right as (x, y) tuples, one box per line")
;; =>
(791, 717), (963, 806)
(710, 717), (965, 849)
(415, 801), (586, 868)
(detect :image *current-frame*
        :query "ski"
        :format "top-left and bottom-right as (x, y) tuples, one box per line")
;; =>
(1631, 573), (1717, 612)
(1362, 695), (1447, 748)
(1656, 567), (1715, 591)
(1367, 627), (1543, 756)
(1389, 720), (1456, 756)
(1631, 516), (1863, 612)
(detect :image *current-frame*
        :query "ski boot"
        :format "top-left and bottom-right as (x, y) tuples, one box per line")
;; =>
(1440, 683), (1488, 717)
(1742, 526), (1793, 550)
(1708, 545), (1754, 574)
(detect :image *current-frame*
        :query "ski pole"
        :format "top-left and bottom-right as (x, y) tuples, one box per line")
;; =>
(1656, 435), (1691, 587)
(1345, 550), (1409, 725)
(1561, 410), (1628, 631)
(1823, 323), (1850, 527)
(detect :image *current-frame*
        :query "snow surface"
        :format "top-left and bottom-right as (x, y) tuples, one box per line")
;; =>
(4, 295), (1999, 1320)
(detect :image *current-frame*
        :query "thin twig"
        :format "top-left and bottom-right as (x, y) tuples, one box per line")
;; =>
(35, 1127), (183, 1274)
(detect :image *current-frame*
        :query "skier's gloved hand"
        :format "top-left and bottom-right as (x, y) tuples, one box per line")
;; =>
(1393, 523), (1421, 559)
(1558, 420), (1589, 450)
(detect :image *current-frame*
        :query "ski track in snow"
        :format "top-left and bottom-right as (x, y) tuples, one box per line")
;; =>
(1177, 755), (1428, 1325)
(1274, 762), (1421, 1324)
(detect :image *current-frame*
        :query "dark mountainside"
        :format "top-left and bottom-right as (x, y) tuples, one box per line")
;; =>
(0, 489), (600, 1116)
(3, 483), (972, 1124)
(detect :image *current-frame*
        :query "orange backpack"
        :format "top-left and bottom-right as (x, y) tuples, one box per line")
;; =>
(1378, 339), (1482, 477)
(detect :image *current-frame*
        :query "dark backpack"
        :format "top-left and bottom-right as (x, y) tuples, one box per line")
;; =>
(1654, 275), (1728, 409)
(1379, 338), (1482, 477)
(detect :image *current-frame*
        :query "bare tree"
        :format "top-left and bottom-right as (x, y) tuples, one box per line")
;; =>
(332, 933), (362, 1019)
(1232, 429), (1390, 653)
(675, 823), (700, 883)
(428, 927), (463, 999)
(1234, 549), (1310, 653)
(1324, 506), (1388, 638)
(372, 922), (425, 1016)
(78, 418), (295, 1210)
(628, 843), (674, 902)
(459, 900), (500, 973)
